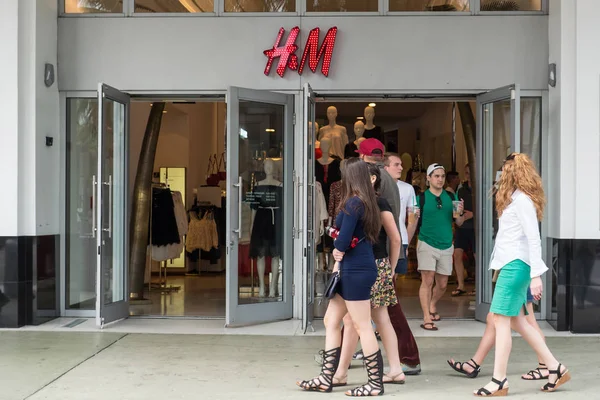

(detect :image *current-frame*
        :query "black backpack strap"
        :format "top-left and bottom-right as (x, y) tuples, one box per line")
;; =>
(416, 192), (426, 231)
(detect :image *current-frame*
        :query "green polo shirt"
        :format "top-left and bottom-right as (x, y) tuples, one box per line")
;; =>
(418, 189), (455, 250)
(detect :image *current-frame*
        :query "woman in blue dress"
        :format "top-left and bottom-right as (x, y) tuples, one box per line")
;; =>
(297, 158), (384, 396)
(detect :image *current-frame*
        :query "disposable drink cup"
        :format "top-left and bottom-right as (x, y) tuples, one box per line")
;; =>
(408, 205), (418, 224)
(452, 201), (461, 218)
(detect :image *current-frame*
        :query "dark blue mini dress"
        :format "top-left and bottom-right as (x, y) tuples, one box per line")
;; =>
(334, 196), (377, 301)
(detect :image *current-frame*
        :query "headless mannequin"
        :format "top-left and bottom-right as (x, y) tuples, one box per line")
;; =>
(318, 106), (348, 159)
(318, 137), (334, 166)
(251, 159), (281, 297)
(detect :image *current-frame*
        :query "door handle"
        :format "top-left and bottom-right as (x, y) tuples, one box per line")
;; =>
(92, 175), (97, 238)
(232, 176), (242, 239)
(102, 175), (112, 238)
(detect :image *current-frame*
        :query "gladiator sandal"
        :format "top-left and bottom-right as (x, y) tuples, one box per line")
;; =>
(346, 349), (384, 397)
(297, 347), (341, 393)
(541, 364), (571, 392)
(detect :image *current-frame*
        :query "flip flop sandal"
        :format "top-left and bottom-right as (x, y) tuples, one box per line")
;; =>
(522, 363), (548, 380)
(451, 289), (466, 297)
(430, 312), (442, 321)
(420, 322), (438, 331)
(383, 373), (406, 385)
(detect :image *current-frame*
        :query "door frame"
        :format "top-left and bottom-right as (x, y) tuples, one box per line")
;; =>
(475, 84), (521, 322)
(225, 86), (295, 327)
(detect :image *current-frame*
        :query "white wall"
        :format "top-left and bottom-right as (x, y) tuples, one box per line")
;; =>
(58, 15), (548, 92)
(0, 0), (20, 236)
(0, 0), (59, 237)
(548, 0), (600, 239)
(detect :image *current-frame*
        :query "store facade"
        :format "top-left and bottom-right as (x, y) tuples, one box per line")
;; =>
(1, 0), (599, 333)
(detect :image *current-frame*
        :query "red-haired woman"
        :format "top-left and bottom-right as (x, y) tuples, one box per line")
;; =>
(474, 153), (570, 396)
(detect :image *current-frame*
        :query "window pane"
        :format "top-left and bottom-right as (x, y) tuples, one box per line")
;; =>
(225, 0), (295, 12)
(65, 0), (123, 13)
(135, 0), (214, 13)
(66, 98), (98, 310)
(520, 98), (542, 176)
(481, 0), (542, 11)
(306, 0), (377, 12)
(390, 0), (469, 12)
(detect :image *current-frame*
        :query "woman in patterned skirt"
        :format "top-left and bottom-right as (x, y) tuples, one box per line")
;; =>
(331, 163), (406, 389)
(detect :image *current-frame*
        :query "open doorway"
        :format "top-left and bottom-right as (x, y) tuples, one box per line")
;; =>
(128, 100), (228, 317)
(311, 99), (477, 320)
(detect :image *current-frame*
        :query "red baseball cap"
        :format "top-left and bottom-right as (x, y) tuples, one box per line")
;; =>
(357, 138), (385, 156)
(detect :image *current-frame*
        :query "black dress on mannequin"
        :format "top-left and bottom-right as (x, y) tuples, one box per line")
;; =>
(363, 126), (383, 142)
(344, 142), (359, 159)
(249, 185), (284, 258)
(315, 158), (342, 205)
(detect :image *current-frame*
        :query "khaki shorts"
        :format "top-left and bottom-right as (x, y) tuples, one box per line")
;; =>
(417, 240), (454, 276)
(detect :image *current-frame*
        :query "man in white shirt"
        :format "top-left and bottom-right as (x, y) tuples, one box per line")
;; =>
(384, 154), (419, 275)
(382, 152), (422, 375)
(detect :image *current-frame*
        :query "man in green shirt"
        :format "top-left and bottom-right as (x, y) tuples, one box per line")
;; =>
(418, 163), (465, 331)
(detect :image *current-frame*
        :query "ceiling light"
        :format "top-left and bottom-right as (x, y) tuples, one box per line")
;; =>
(356, 117), (364, 120)
(163, 111), (167, 114)
(368, 103), (376, 107)
(265, 128), (275, 132)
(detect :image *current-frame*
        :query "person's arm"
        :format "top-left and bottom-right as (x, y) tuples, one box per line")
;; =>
(454, 197), (466, 227)
(333, 198), (361, 252)
(406, 185), (418, 243)
(515, 195), (548, 279)
(382, 210), (401, 272)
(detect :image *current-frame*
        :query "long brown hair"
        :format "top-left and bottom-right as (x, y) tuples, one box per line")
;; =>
(495, 153), (546, 221)
(339, 158), (381, 243)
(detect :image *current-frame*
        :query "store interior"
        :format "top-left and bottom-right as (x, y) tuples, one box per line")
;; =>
(126, 98), (478, 319)
(311, 100), (476, 320)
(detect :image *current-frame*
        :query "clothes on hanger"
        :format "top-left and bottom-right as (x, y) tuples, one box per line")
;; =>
(315, 181), (328, 246)
(249, 184), (283, 259)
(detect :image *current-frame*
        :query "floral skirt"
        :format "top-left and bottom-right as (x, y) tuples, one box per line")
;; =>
(370, 258), (398, 308)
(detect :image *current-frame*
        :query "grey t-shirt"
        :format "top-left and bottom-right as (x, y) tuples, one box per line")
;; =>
(376, 163), (404, 259)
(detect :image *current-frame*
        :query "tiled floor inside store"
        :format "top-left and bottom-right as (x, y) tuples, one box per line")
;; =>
(128, 273), (476, 319)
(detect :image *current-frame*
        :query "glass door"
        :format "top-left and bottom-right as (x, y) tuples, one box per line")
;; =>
(96, 83), (130, 327)
(226, 86), (294, 326)
(475, 84), (520, 322)
(302, 83), (316, 333)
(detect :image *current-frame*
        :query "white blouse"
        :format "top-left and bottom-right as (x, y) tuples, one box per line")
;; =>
(489, 190), (548, 278)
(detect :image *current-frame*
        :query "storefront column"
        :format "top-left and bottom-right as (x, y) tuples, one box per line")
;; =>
(0, 0), (60, 328)
(548, 0), (600, 333)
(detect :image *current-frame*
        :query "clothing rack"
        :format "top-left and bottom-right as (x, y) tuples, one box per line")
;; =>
(147, 183), (181, 294)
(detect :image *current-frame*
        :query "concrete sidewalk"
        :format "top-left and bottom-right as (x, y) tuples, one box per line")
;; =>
(1, 332), (598, 400)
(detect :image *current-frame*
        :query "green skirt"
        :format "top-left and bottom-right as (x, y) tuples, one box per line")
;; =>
(490, 259), (531, 317)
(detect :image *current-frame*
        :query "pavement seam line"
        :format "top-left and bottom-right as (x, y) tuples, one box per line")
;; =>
(22, 333), (130, 400)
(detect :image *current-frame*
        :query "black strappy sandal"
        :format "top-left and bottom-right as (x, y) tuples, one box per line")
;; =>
(297, 347), (341, 393)
(541, 363), (571, 392)
(345, 350), (384, 397)
(447, 358), (481, 378)
(474, 377), (509, 397)
(522, 363), (548, 380)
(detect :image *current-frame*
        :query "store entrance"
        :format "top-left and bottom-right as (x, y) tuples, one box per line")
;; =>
(304, 96), (478, 326)
(65, 86), (295, 327)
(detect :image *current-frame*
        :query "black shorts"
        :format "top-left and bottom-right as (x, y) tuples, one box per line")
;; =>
(455, 228), (475, 252)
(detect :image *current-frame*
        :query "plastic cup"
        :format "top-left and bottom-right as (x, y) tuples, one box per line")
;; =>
(408, 205), (418, 224)
(452, 201), (461, 218)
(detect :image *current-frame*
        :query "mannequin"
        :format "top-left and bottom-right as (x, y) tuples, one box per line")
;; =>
(318, 106), (348, 159)
(249, 159), (283, 297)
(344, 120), (365, 158)
(316, 137), (342, 271)
(363, 106), (383, 142)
